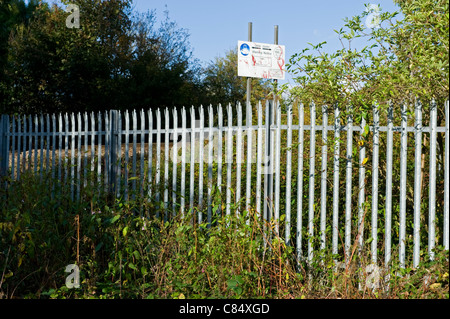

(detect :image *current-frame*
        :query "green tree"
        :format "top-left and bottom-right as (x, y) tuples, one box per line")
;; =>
(3, 0), (135, 114)
(0, 0), (40, 110)
(202, 48), (272, 107)
(126, 9), (206, 110)
(285, 0), (449, 113)
(1, 0), (205, 114)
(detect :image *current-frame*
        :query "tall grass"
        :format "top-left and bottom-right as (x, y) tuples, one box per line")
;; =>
(0, 170), (448, 299)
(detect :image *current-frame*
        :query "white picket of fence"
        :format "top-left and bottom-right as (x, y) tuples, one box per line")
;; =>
(0, 100), (448, 268)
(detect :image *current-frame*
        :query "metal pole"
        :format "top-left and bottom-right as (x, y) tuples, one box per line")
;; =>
(444, 99), (449, 251)
(429, 100), (437, 260)
(413, 99), (423, 268)
(246, 22), (252, 112)
(263, 25), (278, 223)
(264, 100), (273, 221)
(274, 25), (278, 105)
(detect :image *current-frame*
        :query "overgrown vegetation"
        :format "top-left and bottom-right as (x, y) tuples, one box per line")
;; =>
(0, 0), (448, 300)
(0, 172), (447, 299)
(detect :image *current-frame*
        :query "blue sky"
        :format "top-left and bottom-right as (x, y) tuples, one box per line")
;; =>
(131, 0), (401, 63)
(46, 0), (403, 84)
(131, 0), (402, 84)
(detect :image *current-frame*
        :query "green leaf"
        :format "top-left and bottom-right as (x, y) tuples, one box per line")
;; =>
(227, 279), (237, 288)
(128, 262), (137, 270)
(364, 124), (370, 137)
(95, 242), (104, 252)
(110, 215), (121, 224)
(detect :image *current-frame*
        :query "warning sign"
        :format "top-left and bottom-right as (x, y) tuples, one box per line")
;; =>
(237, 40), (285, 80)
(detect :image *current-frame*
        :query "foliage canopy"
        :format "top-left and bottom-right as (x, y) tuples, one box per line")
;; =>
(284, 0), (449, 115)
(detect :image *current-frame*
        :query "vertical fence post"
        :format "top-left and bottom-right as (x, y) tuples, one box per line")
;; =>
(246, 102), (253, 215)
(371, 103), (380, 264)
(274, 100), (281, 235)
(116, 111), (122, 198)
(172, 107), (178, 216)
(23, 115), (28, 172)
(133, 109), (139, 200)
(0, 115), (9, 179)
(296, 102), (305, 262)
(18, 116), (22, 181)
(256, 102), (263, 216)
(148, 109), (153, 200)
(164, 108), (170, 220)
(190, 106), (195, 214)
(429, 100), (437, 260)
(226, 103), (232, 216)
(320, 104), (328, 251)
(39, 114), (44, 180)
(207, 105), (213, 225)
(345, 106), (353, 264)
(181, 107), (186, 216)
(413, 99), (423, 268)
(34, 115), (39, 175)
(76, 113), (82, 200)
(217, 104), (223, 201)
(285, 103), (293, 245)
(236, 102), (242, 212)
(357, 111), (366, 255)
(332, 104), (340, 257)
(70, 113), (75, 200)
(308, 101), (316, 263)
(399, 102), (408, 268)
(264, 100), (273, 221)
(11, 117), (15, 180)
(104, 112), (110, 195)
(199, 105), (204, 219)
(198, 105), (205, 217)
(385, 102), (394, 267)
(89, 112), (94, 190)
(444, 100), (449, 251)
(156, 108), (161, 214)
(82, 113), (88, 189)
(140, 109), (145, 197)
(109, 110), (118, 195)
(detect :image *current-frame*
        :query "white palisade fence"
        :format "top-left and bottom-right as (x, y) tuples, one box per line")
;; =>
(0, 100), (448, 268)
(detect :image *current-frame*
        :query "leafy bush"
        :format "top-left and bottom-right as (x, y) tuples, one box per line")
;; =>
(0, 171), (447, 299)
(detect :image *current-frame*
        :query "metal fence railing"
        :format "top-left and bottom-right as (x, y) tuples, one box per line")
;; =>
(0, 100), (448, 268)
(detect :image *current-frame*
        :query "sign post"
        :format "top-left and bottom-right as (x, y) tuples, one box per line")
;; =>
(238, 24), (285, 221)
(246, 22), (252, 118)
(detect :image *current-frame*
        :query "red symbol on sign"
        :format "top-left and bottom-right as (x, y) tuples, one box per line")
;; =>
(277, 58), (285, 71)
